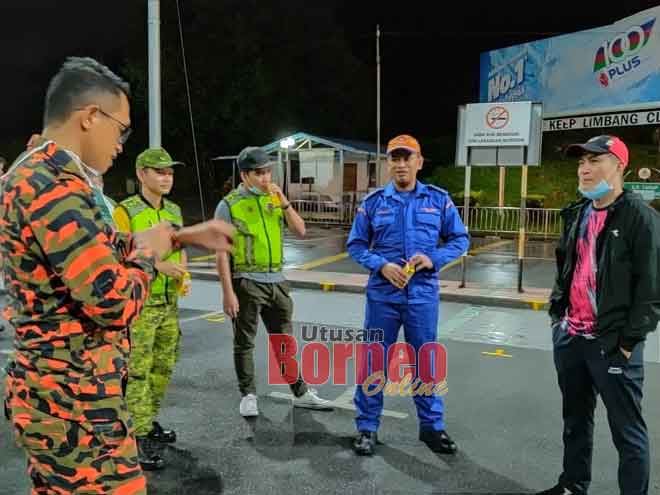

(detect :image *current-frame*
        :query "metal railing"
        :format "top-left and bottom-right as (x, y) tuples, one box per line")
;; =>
(290, 200), (357, 225)
(456, 206), (562, 238)
(290, 200), (562, 237)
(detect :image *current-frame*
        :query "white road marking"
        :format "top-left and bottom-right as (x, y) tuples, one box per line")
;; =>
(267, 389), (408, 419)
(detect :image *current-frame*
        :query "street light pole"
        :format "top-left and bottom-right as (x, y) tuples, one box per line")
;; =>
(148, 0), (161, 147)
(376, 24), (381, 185)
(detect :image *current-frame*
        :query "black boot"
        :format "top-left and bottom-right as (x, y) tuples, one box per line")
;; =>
(353, 431), (377, 456)
(419, 429), (457, 454)
(136, 436), (165, 471)
(148, 421), (177, 443)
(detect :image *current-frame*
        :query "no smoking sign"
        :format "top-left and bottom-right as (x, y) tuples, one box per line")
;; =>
(486, 106), (510, 129)
(463, 101), (533, 148)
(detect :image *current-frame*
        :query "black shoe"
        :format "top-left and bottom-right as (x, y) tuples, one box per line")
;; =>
(148, 421), (177, 443)
(535, 484), (574, 495)
(419, 429), (457, 454)
(136, 436), (165, 471)
(353, 431), (377, 456)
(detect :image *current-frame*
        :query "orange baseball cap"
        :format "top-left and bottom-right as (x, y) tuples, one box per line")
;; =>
(387, 134), (421, 154)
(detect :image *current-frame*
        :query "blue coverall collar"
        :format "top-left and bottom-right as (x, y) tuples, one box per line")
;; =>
(383, 180), (428, 201)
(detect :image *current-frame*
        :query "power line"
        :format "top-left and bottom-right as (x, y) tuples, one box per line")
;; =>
(175, 0), (207, 221)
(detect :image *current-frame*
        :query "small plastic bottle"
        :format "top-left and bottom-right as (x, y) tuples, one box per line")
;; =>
(179, 272), (191, 296)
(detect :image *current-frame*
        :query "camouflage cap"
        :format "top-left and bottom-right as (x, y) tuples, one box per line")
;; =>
(135, 148), (184, 169)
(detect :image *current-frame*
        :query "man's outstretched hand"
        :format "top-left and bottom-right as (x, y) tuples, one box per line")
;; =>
(135, 220), (235, 260)
(176, 219), (235, 253)
(135, 223), (176, 260)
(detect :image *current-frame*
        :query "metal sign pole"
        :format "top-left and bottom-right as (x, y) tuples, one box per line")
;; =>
(498, 166), (506, 207)
(517, 158), (528, 293)
(460, 160), (471, 288)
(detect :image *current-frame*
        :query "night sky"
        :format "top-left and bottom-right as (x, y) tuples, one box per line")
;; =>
(1, 0), (658, 151)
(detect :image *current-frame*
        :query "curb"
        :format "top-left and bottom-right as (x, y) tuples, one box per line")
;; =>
(189, 270), (549, 311)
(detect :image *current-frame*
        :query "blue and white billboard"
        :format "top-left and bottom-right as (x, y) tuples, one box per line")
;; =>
(479, 6), (660, 117)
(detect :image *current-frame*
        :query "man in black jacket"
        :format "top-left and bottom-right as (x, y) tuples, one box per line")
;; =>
(538, 135), (660, 495)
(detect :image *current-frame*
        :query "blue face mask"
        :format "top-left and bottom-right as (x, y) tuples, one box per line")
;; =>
(579, 179), (613, 200)
(248, 185), (265, 196)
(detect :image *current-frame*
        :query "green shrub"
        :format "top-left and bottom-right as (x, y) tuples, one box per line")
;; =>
(452, 190), (485, 206)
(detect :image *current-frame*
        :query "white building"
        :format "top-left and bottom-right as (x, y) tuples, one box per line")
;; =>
(261, 132), (389, 204)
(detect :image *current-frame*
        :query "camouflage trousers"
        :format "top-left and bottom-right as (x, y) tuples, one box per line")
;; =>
(5, 376), (146, 495)
(126, 303), (181, 437)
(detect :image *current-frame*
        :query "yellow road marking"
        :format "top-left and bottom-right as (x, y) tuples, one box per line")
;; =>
(298, 252), (349, 270)
(204, 313), (226, 323)
(482, 348), (513, 358)
(180, 311), (224, 323)
(191, 254), (215, 262)
(526, 300), (548, 311)
(320, 281), (336, 291)
(440, 258), (461, 272)
(468, 239), (512, 256)
(192, 238), (511, 273)
(439, 239), (510, 272)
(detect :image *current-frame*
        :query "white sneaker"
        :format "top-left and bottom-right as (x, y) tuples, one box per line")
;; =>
(293, 388), (334, 410)
(239, 394), (259, 417)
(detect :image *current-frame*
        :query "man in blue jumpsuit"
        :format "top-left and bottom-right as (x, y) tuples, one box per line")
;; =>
(347, 134), (469, 456)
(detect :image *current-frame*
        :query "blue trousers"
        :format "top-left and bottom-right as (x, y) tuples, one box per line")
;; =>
(354, 299), (444, 433)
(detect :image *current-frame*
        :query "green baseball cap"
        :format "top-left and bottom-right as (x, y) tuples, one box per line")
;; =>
(135, 148), (185, 169)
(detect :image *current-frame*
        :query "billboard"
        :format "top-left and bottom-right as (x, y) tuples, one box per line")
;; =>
(479, 6), (660, 117)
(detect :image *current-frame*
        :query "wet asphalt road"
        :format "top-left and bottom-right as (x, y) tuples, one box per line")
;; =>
(1, 284), (658, 495)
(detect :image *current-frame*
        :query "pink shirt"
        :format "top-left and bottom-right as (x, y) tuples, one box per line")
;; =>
(566, 204), (608, 335)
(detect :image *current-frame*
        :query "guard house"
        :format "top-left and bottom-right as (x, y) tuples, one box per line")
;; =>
(261, 132), (388, 204)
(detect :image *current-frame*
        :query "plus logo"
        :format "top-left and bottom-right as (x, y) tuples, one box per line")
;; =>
(594, 18), (656, 87)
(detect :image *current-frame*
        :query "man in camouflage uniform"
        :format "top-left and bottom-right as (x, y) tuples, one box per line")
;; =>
(0, 156), (5, 300)
(114, 148), (187, 470)
(0, 57), (234, 494)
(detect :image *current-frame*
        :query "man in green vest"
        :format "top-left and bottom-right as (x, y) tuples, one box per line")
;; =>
(215, 147), (333, 416)
(114, 148), (187, 470)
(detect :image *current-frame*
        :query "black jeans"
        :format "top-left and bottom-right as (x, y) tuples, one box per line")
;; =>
(232, 278), (307, 398)
(552, 324), (649, 495)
